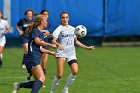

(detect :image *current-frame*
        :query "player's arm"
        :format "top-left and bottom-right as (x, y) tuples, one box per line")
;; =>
(74, 37), (94, 50)
(16, 19), (24, 35)
(4, 21), (9, 34)
(40, 48), (55, 56)
(4, 27), (9, 34)
(43, 30), (51, 36)
(52, 37), (64, 50)
(16, 25), (23, 35)
(34, 37), (56, 48)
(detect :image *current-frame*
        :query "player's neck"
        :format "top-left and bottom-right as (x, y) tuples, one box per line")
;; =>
(62, 24), (68, 28)
(38, 26), (43, 32)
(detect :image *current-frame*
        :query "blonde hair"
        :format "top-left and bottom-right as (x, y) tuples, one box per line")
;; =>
(27, 14), (45, 36)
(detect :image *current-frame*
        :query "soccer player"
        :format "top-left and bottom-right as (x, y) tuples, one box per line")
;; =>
(16, 9), (34, 68)
(50, 11), (94, 93)
(12, 14), (56, 93)
(0, 10), (9, 67)
(26, 10), (51, 85)
(40, 9), (51, 75)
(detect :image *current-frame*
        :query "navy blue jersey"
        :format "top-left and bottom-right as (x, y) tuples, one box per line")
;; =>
(17, 18), (34, 35)
(42, 23), (50, 50)
(28, 28), (44, 60)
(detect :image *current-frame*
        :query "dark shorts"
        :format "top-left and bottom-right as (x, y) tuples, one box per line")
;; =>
(43, 36), (49, 50)
(25, 58), (40, 73)
(19, 35), (29, 44)
(68, 59), (78, 66)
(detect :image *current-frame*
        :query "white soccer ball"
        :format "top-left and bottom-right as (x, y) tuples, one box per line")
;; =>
(75, 25), (87, 38)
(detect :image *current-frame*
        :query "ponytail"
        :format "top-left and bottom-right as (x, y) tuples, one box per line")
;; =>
(27, 14), (45, 37)
(27, 22), (34, 37)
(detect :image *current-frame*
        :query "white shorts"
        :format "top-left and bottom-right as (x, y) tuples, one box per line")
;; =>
(64, 56), (77, 62)
(56, 53), (77, 62)
(0, 36), (6, 46)
(56, 48), (77, 62)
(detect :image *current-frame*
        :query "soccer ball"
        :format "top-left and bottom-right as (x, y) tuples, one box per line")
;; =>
(75, 25), (87, 38)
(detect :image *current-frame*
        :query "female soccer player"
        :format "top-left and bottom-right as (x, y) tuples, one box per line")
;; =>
(12, 14), (56, 93)
(26, 9), (51, 86)
(0, 10), (9, 67)
(40, 9), (51, 75)
(16, 9), (34, 68)
(50, 12), (94, 93)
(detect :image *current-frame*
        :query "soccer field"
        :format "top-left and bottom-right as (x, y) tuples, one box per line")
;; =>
(0, 47), (140, 93)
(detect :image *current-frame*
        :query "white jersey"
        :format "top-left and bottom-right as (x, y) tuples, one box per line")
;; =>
(0, 19), (9, 46)
(53, 25), (77, 61)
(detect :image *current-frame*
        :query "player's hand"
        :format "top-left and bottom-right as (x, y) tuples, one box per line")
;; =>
(86, 46), (94, 50)
(49, 51), (56, 56)
(19, 30), (24, 35)
(4, 30), (9, 34)
(58, 44), (64, 50)
(44, 31), (50, 36)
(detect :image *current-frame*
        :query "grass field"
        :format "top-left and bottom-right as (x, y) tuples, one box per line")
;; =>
(0, 47), (140, 93)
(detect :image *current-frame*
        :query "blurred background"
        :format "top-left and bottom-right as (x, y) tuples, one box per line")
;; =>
(1, 0), (140, 47)
(1, 1), (140, 93)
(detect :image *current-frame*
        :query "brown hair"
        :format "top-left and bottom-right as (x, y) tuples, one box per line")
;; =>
(27, 14), (45, 36)
(24, 9), (34, 15)
(60, 11), (69, 25)
(40, 10), (48, 14)
(60, 11), (69, 19)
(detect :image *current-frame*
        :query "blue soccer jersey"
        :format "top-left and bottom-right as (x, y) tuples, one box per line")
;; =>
(42, 23), (50, 50)
(17, 18), (34, 44)
(28, 28), (44, 61)
(17, 18), (34, 35)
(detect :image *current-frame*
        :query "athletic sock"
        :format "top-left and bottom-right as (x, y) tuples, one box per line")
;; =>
(63, 73), (76, 89)
(0, 54), (3, 67)
(0, 53), (3, 59)
(43, 69), (46, 75)
(26, 73), (32, 81)
(22, 54), (27, 65)
(31, 80), (43, 93)
(19, 81), (35, 88)
(50, 76), (60, 90)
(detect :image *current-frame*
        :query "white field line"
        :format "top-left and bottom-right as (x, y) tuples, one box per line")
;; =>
(0, 76), (26, 79)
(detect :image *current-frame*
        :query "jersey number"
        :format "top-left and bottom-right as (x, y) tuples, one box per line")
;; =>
(67, 38), (72, 45)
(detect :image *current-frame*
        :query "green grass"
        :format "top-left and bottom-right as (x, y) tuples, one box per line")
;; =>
(0, 47), (140, 93)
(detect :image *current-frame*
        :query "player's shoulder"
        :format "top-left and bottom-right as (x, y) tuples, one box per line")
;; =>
(57, 25), (63, 29)
(17, 18), (25, 24)
(68, 25), (75, 30)
(32, 28), (39, 32)
(55, 25), (63, 31)
(1, 19), (8, 24)
(1, 19), (7, 23)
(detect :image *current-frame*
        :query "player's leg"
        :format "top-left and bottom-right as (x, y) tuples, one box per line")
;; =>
(41, 53), (48, 74)
(62, 59), (78, 93)
(41, 53), (49, 75)
(0, 46), (4, 67)
(21, 43), (28, 68)
(12, 61), (36, 93)
(26, 73), (32, 82)
(12, 81), (36, 93)
(50, 57), (65, 93)
(31, 64), (45, 93)
(41, 53), (48, 87)
(12, 65), (44, 93)
(41, 38), (49, 74)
